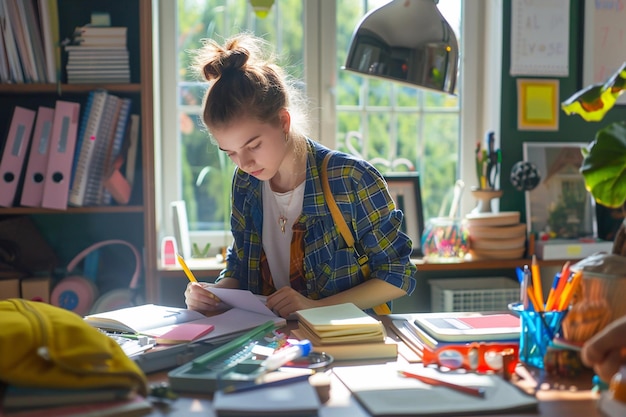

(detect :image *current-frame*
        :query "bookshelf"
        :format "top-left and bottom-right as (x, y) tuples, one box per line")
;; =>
(0, 0), (158, 304)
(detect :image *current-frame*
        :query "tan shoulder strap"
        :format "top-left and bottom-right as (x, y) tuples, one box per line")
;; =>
(321, 153), (356, 249)
(320, 153), (390, 315)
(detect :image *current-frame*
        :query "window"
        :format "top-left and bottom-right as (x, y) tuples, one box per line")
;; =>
(155, 1), (502, 256)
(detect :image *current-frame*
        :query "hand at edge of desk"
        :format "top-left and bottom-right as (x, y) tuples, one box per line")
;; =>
(580, 315), (626, 383)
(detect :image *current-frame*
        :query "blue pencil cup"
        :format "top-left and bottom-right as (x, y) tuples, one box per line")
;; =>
(517, 309), (567, 369)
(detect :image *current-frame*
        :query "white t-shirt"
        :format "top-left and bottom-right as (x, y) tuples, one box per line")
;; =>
(262, 180), (305, 289)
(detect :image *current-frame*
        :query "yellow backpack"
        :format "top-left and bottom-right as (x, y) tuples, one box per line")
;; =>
(0, 299), (147, 396)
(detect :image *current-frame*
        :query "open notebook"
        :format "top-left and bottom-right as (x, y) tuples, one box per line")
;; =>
(84, 289), (286, 343)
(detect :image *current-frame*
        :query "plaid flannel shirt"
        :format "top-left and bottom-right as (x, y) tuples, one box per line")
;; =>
(218, 139), (416, 299)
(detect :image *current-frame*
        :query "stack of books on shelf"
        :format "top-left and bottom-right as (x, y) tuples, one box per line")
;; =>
(0, 92), (140, 209)
(0, 0), (58, 84)
(64, 25), (130, 84)
(291, 303), (398, 361)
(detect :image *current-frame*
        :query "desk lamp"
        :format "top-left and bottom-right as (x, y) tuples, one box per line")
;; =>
(343, 0), (459, 95)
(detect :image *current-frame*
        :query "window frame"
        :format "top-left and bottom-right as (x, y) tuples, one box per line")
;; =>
(154, 0), (503, 256)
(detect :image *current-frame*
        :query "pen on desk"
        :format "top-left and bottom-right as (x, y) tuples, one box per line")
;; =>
(177, 253), (198, 282)
(398, 370), (486, 398)
(222, 373), (311, 395)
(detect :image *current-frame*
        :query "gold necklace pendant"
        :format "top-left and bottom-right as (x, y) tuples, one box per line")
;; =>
(278, 215), (288, 234)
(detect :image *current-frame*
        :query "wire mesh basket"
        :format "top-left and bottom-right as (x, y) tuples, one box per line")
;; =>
(429, 277), (520, 312)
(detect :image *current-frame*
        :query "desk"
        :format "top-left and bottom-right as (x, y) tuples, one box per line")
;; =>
(140, 321), (604, 417)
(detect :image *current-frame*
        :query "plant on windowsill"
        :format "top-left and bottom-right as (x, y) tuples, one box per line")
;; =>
(561, 62), (626, 256)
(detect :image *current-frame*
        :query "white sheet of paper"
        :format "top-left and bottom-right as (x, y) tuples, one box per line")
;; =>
(209, 288), (277, 317)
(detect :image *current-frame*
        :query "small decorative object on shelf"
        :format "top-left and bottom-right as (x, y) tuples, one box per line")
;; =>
(472, 131), (502, 213)
(470, 187), (503, 214)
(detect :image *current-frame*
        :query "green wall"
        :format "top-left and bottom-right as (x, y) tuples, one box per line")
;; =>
(499, 1), (626, 240)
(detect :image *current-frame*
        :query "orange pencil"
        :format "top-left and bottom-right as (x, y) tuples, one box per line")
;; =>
(547, 261), (570, 311)
(557, 270), (583, 311)
(531, 255), (544, 310)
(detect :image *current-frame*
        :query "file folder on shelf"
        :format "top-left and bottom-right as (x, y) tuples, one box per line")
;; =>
(0, 106), (36, 207)
(20, 106), (55, 207)
(41, 100), (81, 210)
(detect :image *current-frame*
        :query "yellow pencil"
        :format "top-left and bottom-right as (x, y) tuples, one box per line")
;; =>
(177, 253), (198, 282)
(526, 286), (543, 313)
(531, 255), (544, 310)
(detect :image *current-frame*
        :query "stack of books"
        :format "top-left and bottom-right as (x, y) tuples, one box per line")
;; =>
(291, 303), (398, 361)
(64, 25), (130, 84)
(390, 311), (521, 362)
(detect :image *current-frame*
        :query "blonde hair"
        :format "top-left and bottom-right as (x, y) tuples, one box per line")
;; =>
(191, 33), (309, 155)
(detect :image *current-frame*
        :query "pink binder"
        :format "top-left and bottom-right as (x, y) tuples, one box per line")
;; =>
(0, 106), (36, 207)
(41, 100), (81, 210)
(20, 106), (55, 207)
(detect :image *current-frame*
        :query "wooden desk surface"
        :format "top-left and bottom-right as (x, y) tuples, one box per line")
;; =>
(145, 372), (601, 417)
(141, 321), (604, 417)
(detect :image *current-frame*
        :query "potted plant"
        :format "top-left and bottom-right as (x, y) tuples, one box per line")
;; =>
(561, 62), (626, 256)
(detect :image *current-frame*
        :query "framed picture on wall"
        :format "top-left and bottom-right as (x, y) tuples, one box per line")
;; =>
(523, 142), (598, 238)
(383, 172), (424, 256)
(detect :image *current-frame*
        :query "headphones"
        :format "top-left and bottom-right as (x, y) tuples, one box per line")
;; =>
(51, 239), (142, 316)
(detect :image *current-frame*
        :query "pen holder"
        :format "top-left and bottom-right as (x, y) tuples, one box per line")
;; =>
(516, 308), (567, 369)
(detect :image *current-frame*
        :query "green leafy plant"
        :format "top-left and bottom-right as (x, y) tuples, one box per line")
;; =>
(562, 62), (626, 254)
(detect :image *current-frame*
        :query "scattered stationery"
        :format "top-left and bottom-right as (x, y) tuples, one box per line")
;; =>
(410, 311), (520, 343)
(295, 302), (386, 345)
(333, 363), (538, 416)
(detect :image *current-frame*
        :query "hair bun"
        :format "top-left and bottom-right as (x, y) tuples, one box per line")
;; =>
(202, 46), (249, 80)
